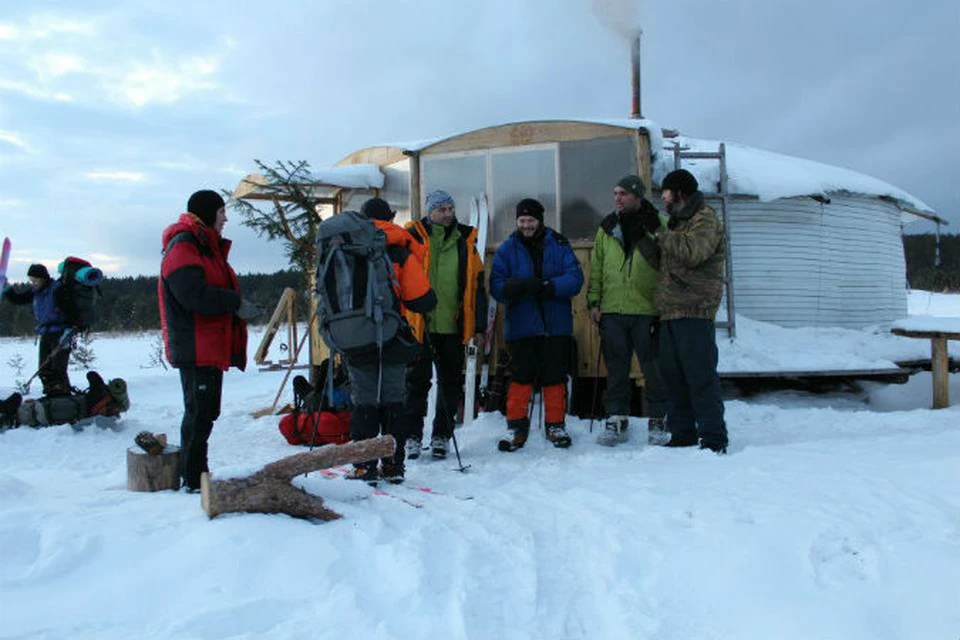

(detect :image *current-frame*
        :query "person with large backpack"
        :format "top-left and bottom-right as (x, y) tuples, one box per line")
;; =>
(2, 263), (74, 396)
(159, 189), (263, 492)
(315, 197), (435, 484)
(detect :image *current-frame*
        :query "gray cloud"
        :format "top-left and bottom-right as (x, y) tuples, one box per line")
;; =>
(0, 0), (955, 278)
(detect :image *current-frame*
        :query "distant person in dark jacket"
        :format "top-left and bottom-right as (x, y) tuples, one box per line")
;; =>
(3, 263), (73, 396)
(159, 189), (262, 492)
(654, 169), (728, 454)
(489, 198), (584, 451)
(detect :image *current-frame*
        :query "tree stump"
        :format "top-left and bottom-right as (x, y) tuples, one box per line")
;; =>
(201, 435), (395, 522)
(127, 445), (181, 492)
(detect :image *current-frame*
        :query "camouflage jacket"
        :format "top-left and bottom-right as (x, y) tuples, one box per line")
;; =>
(656, 193), (725, 321)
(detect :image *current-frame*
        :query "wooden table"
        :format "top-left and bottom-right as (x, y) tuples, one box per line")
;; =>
(891, 327), (960, 409)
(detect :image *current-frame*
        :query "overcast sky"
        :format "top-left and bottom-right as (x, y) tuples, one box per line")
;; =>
(0, 0), (956, 278)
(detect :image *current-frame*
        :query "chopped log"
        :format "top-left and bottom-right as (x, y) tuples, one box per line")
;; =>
(127, 445), (181, 492)
(201, 435), (395, 521)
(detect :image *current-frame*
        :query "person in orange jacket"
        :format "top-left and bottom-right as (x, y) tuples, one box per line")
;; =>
(402, 189), (488, 460)
(344, 197), (436, 484)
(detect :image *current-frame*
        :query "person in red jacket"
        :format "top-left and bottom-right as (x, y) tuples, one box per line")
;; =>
(158, 190), (262, 492)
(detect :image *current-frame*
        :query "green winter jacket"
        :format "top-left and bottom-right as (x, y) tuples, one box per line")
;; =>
(425, 222), (462, 334)
(586, 211), (662, 316)
(656, 192), (725, 321)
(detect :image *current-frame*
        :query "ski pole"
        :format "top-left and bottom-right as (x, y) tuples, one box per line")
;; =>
(588, 334), (603, 434)
(23, 328), (76, 394)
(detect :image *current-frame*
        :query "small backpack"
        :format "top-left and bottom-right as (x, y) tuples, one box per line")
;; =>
(58, 256), (104, 330)
(314, 211), (402, 356)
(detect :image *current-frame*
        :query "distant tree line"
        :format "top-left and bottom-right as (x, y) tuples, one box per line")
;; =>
(0, 234), (953, 337)
(904, 233), (960, 292)
(0, 270), (309, 337)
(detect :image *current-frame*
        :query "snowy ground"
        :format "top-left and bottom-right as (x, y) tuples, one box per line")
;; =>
(0, 290), (957, 640)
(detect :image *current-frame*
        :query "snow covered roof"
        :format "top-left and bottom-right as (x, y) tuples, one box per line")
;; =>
(347, 117), (934, 215)
(233, 164), (384, 200)
(658, 135), (934, 214)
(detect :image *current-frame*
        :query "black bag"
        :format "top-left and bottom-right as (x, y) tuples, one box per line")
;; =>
(57, 256), (104, 330)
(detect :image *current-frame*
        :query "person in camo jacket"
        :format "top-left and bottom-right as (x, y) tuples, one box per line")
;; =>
(651, 169), (728, 454)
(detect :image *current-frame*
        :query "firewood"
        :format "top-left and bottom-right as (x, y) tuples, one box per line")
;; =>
(201, 435), (395, 521)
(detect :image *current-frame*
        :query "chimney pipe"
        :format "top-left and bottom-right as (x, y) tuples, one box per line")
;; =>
(630, 30), (642, 119)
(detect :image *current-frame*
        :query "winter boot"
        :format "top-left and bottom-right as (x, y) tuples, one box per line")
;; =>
(0, 392), (22, 416)
(699, 438), (728, 455)
(405, 437), (423, 460)
(647, 416), (670, 446)
(545, 422), (572, 448)
(596, 415), (628, 447)
(662, 432), (698, 448)
(346, 461), (379, 485)
(430, 436), (449, 460)
(498, 418), (530, 452)
(380, 459), (405, 484)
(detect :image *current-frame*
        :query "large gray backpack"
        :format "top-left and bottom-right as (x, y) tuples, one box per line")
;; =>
(315, 211), (402, 356)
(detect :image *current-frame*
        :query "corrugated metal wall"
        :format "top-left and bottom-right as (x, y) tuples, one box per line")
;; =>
(723, 195), (907, 328)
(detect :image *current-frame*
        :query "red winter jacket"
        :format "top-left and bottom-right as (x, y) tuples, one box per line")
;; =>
(158, 213), (247, 371)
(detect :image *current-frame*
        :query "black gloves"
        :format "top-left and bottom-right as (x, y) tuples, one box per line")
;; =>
(502, 277), (543, 302)
(639, 199), (662, 234)
(236, 298), (264, 321)
(539, 279), (555, 299)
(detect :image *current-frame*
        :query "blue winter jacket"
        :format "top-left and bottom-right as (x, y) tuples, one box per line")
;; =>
(2, 280), (70, 334)
(490, 228), (584, 341)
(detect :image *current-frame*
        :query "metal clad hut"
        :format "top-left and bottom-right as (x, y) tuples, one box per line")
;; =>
(337, 119), (936, 330)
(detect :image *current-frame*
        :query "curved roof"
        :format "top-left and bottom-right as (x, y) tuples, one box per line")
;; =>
(337, 117), (935, 216)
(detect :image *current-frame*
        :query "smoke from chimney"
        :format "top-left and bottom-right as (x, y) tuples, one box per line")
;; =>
(589, 0), (641, 40)
(589, 0), (643, 118)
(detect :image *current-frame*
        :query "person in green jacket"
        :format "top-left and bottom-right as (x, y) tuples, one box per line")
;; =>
(587, 174), (669, 447)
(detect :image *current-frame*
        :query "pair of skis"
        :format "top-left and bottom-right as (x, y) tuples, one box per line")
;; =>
(464, 195), (497, 427)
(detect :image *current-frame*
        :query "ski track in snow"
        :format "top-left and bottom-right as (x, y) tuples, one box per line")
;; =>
(0, 312), (958, 639)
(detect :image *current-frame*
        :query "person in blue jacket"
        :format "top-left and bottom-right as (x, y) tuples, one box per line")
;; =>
(2, 263), (73, 396)
(490, 198), (584, 451)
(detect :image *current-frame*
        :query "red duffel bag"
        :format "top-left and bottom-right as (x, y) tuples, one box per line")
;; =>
(279, 410), (351, 446)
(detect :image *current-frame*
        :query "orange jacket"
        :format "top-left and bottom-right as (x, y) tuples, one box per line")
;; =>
(403, 219), (487, 344)
(371, 219), (435, 317)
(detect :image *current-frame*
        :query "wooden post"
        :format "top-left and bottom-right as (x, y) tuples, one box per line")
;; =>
(932, 336), (949, 409)
(127, 446), (181, 492)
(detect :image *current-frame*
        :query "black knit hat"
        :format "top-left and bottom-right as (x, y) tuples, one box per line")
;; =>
(516, 198), (544, 223)
(27, 263), (49, 279)
(187, 189), (226, 227)
(661, 169), (699, 197)
(615, 174), (646, 198)
(360, 197), (395, 221)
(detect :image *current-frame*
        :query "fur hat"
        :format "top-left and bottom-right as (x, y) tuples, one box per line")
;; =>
(27, 263), (49, 279)
(360, 197), (395, 221)
(515, 198), (545, 223)
(615, 174), (646, 198)
(424, 189), (454, 213)
(661, 169), (699, 197)
(186, 189), (226, 227)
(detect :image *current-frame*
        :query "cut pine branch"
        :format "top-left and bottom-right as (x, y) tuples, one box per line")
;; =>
(201, 435), (395, 522)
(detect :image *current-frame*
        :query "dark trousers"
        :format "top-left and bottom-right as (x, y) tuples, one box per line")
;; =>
(345, 358), (407, 465)
(600, 314), (668, 418)
(179, 366), (223, 489)
(38, 331), (71, 396)
(507, 335), (570, 386)
(659, 318), (727, 446)
(405, 333), (464, 440)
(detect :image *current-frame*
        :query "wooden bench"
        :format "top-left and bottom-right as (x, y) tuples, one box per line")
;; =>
(891, 327), (960, 409)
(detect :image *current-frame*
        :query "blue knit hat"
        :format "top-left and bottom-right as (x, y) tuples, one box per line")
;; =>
(424, 189), (454, 213)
